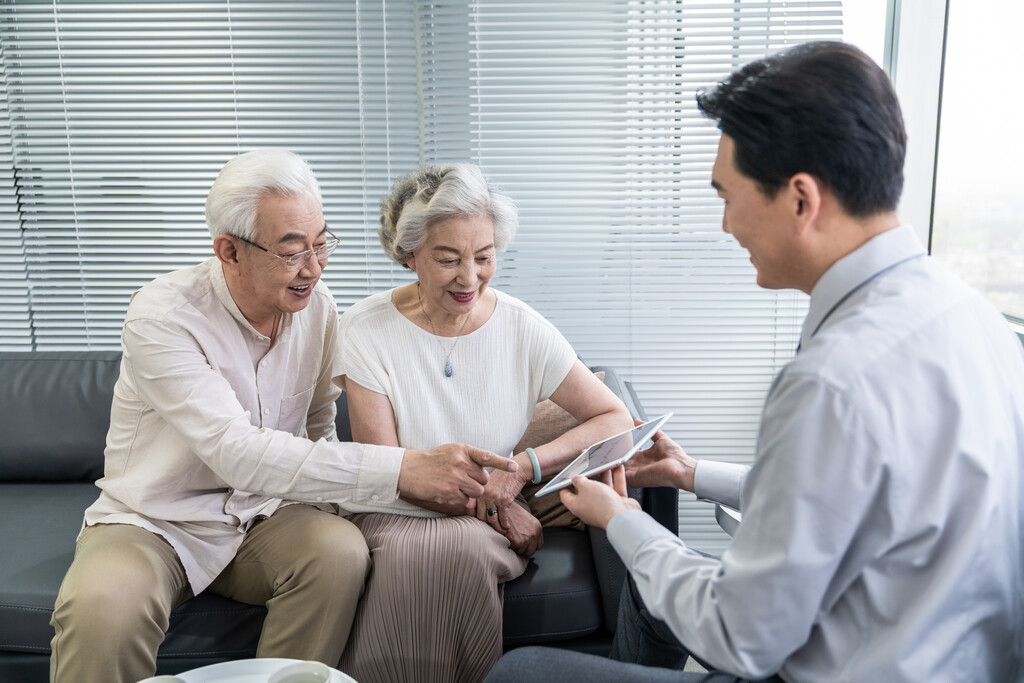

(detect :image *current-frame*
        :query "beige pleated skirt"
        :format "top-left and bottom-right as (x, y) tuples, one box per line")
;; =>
(338, 512), (528, 683)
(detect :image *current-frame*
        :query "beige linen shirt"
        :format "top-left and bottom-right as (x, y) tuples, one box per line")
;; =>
(83, 258), (404, 592)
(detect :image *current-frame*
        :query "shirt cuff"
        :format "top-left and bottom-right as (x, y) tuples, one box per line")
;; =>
(353, 444), (405, 505)
(693, 459), (747, 510)
(607, 508), (680, 565)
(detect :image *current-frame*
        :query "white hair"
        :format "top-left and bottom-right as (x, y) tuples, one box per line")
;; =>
(378, 163), (518, 267)
(205, 149), (323, 240)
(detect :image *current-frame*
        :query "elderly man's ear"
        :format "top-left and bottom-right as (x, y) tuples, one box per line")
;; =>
(213, 234), (241, 269)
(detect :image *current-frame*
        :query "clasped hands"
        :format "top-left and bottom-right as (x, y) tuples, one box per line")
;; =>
(473, 454), (543, 556)
(396, 444), (542, 556)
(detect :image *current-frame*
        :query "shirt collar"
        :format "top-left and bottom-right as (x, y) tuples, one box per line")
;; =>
(209, 258), (289, 342)
(801, 225), (926, 346)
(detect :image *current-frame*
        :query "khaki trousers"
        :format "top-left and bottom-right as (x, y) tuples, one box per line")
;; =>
(49, 505), (370, 683)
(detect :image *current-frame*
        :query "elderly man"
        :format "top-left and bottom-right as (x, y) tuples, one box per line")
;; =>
(49, 149), (516, 683)
(486, 42), (1024, 683)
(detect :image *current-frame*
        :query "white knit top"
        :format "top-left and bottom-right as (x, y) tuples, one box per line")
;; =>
(335, 288), (577, 517)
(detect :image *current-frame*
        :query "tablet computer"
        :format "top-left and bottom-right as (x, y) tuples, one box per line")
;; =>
(533, 412), (673, 498)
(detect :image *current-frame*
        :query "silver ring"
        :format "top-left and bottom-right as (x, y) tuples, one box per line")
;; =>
(487, 507), (496, 516)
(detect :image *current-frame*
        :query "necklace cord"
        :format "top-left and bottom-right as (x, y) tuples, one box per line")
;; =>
(417, 282), (472, 377)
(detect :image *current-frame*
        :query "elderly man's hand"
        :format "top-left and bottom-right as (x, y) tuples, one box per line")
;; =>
(559, 465), (640, 530)
(398, 444), (518, 507)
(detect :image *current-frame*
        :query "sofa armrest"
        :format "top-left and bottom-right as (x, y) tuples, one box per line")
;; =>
(334, 391), (352, 442)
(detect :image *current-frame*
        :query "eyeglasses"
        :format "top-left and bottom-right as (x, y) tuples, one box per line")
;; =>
(234, 229), (340, 272)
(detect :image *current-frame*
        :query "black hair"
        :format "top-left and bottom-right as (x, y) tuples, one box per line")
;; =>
(696, 41), (906, 218)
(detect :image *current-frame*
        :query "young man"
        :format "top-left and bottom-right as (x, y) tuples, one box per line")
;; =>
(486, 41), (1024, 683)
(49, 149), (516, 683)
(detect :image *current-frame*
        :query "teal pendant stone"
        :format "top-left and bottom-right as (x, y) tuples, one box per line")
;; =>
(445, 361), (453, 378)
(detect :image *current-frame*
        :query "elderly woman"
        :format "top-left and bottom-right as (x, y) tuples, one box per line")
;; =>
(334, 163), (633, 683)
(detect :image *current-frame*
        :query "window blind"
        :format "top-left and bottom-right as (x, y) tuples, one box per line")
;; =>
(0, 62), (31, 350)
(0, 1), (422, 348)
(413, 0), (838, 552)
(1, 0), (845, 551)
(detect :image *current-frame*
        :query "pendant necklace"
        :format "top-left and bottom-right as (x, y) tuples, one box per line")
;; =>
(417, 283), (472, 378)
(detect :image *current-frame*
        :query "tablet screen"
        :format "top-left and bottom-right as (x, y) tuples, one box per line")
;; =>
(533, 413), (673, 497)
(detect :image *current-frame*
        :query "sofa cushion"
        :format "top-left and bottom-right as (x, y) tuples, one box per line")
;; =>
(0, 353), (118, 482)
(0, 483), (98, 653)
(502, 528), (602, 645)
(0, 482), (602, 657)
(161, 594), (264, 660)
(0, 483), (267, 659)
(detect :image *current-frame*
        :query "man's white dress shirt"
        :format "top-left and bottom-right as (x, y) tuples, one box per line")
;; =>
(84, 258), (405, 592)
(608, 226), (1024, 682)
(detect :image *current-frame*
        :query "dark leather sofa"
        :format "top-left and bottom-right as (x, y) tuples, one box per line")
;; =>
(0, 351), (677, 681)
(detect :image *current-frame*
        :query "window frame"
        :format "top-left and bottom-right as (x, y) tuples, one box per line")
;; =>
(890, 0), (1022, 327)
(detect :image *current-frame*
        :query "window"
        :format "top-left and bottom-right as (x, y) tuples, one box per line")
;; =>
(930, 0), (1023, 323)
(1, 0), (886, 551)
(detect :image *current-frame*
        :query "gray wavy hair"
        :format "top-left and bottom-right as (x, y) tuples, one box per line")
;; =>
(378, 163), (518, 267)
(205, 149), (323, 241)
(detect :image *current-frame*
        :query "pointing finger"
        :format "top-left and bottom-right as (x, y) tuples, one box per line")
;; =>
(467, 446), (518, 473)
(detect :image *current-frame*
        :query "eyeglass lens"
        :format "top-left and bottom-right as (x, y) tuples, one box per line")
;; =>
(283, 240), (339, 270)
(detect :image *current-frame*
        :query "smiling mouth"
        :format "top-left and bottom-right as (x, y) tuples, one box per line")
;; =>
(289, 284), (311, 292)
(449, 291), (474, 303)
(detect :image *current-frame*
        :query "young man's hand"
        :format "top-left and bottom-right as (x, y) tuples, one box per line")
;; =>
(559, 465), (640, 530)
(625, 419), (697, 493)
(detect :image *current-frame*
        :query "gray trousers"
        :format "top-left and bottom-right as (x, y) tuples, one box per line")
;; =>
(485, 575), (783, 683)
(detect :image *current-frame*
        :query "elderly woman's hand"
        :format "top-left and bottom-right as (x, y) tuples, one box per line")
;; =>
(476, 455), (532, 532)
(501, 503), (544, 557)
